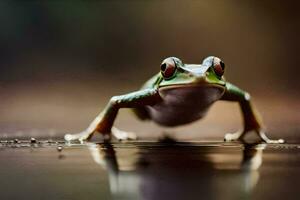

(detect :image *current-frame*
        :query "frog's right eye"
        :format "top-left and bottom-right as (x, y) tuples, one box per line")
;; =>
(160, 58), (177, 79)
(212, 57), (225, 77)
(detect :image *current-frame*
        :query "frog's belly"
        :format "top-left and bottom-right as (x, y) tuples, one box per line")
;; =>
(147, 85), (225, 126)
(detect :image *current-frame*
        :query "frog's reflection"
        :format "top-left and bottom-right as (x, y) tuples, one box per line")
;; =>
(89, 142), (266, 200)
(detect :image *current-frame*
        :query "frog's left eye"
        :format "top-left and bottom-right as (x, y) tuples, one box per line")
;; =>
(161, 58), (177, 79)
(213, 57), (225, 77)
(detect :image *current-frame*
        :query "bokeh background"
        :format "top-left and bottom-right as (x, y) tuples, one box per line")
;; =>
(0, 1), (299, 140)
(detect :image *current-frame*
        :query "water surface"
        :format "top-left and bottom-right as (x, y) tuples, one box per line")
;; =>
(0, 140), (299, 200)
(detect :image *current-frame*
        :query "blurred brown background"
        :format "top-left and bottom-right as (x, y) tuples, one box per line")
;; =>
(0, 1), (299, 140)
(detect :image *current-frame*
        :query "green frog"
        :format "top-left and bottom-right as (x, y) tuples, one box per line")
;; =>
(65, 56), (283, 143)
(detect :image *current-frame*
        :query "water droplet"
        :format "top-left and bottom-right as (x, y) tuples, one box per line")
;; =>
(57, 146), (63, 152)
(30, 138), (37, 144)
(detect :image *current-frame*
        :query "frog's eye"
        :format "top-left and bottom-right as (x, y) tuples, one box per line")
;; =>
(213, 57), (225, 77)
(160, 58), (177, 79)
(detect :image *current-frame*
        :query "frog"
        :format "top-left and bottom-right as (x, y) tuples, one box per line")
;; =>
(65, 56), (284, 143)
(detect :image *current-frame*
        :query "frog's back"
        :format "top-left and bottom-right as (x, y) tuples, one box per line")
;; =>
(141, 72), (161, 90)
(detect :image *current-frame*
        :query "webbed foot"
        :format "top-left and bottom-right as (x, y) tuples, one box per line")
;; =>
(64, 127), (137, 143)
(111, 127), (137, 141)
(224, 131), (245, 142)
(224, 130), (284, 144)
(64, 131), (94, 143)
(257, 130), (284, 144)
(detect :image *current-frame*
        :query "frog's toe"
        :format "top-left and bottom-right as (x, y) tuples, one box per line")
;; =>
(111, 127), (137, 141)
(260, 136), (284, 144)
(64, 131), (92, 142)
(126, 132), (138, 140)
(257, 130), (284, 144)
(263, 139), (284, 144)
(64, 134), (74, 141)
(224, 132), (244, 142)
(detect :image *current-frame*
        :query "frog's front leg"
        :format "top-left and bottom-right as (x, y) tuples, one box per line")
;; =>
(65, 89), (161, 142)
(222, 83), (284, 144)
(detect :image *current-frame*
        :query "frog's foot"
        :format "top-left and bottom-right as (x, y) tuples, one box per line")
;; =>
(224, 131), (245, 142)
(224, 130), (284, 144)
(257, 130), (284, 144)
(64, 131), (94, 142)
(111, 127), (137, 141)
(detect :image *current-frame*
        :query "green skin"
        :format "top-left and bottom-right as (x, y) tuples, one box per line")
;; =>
(65, 56), (284, 143)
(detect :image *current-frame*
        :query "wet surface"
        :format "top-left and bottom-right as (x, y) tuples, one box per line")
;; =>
(0, 140), (300, 200)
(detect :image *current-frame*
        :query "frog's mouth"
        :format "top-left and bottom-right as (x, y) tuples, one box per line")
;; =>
(156, 83), (226, 111)
(158, 83), (226, 101)
(158, 83), (225, 91)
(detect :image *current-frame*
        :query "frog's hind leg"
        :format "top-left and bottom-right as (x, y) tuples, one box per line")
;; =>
(222, 83), (284, 144)
(131, 107), (150, 121)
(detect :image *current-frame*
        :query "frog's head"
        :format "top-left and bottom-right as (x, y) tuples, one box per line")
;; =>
(158, 56), (226, 88)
